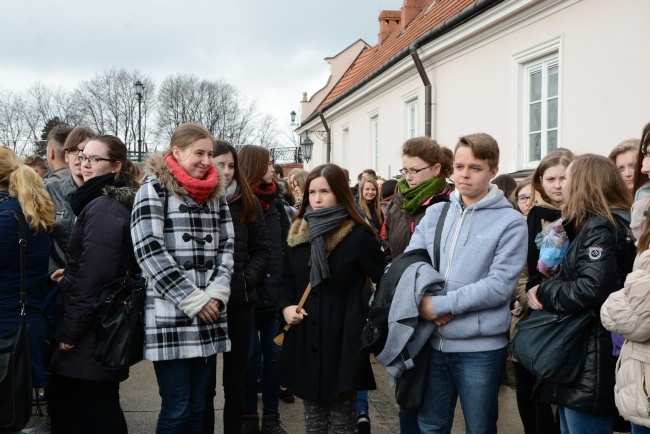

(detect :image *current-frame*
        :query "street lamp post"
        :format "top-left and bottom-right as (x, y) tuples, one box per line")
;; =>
(134, 80), (144, 162)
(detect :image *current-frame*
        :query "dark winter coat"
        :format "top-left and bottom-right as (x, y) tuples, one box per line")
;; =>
(384, 188), (451, 259)
(275, 218), (387, 402)
(52, 186), (138, 383)
(45, 176), (77, 277)
(0, 192), (50, 387)
(256, 191), (290, 312)
(226, 194), (271, 309)
(536, 211), (635, 415)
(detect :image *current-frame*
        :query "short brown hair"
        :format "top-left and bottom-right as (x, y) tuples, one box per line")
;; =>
(63, 127), (95, 158)
(511, 176), (534, 212)
(454, 133), (499, 170)
(23, 154), (47, 171)
(46, 125), (73, 158)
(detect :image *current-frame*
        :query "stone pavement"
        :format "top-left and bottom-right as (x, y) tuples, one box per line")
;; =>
(24, 355), (524, 433)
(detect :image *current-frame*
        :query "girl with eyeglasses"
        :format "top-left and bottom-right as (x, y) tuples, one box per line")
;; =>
(510, 149), (574, 434)
(511, 176), (534, 216)
(48, 135), (141, 434)
(632, 122), (650, 202)
(383, 137), (454, 264)
(381, 136), (453, 433)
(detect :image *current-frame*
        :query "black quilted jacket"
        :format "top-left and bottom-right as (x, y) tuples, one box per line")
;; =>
(536, 211), (635, 415)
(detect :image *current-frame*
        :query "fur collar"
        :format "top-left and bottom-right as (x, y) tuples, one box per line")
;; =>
(144, 152), (225, 202)
(103, 185), (137, 209)
(287, 218), (357, 251)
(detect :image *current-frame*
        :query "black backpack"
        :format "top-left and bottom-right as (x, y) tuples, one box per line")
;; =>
(359, 202), (450, 355)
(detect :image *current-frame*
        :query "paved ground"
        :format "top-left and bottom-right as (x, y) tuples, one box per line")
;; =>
(25, 356), (524, 433)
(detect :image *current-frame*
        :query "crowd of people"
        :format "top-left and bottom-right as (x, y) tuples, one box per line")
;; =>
(1, 120), (650, 434)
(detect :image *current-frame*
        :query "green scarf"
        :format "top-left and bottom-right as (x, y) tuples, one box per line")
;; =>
(398, 177), (447, 215)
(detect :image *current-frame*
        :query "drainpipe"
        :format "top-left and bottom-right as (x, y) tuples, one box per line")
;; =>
(409, 43), (433, 139)
(319, 111), (331, 163)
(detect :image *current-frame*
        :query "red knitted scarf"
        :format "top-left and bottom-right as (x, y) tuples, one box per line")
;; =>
(253, 182), (277, 212)
(165, 156), (218, 204)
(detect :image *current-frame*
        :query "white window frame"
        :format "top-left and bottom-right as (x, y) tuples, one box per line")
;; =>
(402, 89), (419, 140)
(512, 36), (562, 169)
(370, 113), (379, 170)
(341, 123), (350, 169)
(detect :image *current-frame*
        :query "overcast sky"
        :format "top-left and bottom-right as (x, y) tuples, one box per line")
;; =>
(0, 0), (403, 131)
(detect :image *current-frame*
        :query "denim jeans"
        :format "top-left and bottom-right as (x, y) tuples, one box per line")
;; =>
(557, 406), (613, 434)
(400, 408), (421, 434)
(356, 390), (369, 414)
(203, 304), (255, 434)
(244, 311), (281, 415)
(417, 347), (507, 434)
(154, 356), (216, 434)
(632, 424), (650, 434)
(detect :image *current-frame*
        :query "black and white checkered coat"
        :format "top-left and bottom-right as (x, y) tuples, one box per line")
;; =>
(131, 153), (235, 361)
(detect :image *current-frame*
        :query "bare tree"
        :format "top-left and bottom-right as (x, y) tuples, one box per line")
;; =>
(0, 89), (30, 154)
(74, 69), (154, 154)
(156, 75), (279, 147)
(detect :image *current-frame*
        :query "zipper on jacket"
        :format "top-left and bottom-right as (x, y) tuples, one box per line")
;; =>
(438, 208), (466, 352)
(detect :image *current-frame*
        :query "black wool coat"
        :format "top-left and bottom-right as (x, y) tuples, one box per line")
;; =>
(275, 218), (387, 402)
(53, 186), (138, 383)
(226, 194), (271, 309)
(256, 191), (290, 313)
(537, 211), (635, 415)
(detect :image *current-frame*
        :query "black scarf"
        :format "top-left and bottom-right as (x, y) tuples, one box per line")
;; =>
(303, 203), (350, 287)
(68, 173), (126, 216)
(526, 205), (562, 287)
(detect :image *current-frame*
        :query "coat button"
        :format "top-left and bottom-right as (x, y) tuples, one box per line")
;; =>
(266, 273), (271, 278)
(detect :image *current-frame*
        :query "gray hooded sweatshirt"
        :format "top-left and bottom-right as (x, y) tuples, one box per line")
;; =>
(406, 184), (527, 353)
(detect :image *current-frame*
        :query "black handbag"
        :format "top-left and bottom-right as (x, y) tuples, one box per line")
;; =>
(93, 274), (146, 370)
(510, 308), (593, 384)
(0, 210), (32, 432)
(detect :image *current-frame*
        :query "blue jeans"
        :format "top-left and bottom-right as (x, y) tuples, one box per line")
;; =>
(418, 347), (507, 434)
(244, 311), (281, 415)
(400, 408), (421, 433)
(154, 356), (216, 434)
(356, 390), (368, 414)
(633, 424), (650, 434)
(557, 406), (613, 434)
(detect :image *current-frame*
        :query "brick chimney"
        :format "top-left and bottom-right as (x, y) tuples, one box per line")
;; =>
(401, 0), (429, 28)
(378, 10), (401, 46)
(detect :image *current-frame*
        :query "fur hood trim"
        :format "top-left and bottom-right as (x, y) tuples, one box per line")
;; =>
(144, 152), (225, 202)
(103, 185), (137, 209)
(287, 218), (357, 251)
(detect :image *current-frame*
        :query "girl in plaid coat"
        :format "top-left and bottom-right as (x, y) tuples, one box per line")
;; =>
(131, 123), (235, 433)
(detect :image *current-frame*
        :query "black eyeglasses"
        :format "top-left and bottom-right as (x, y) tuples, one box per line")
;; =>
(516, 195), (532, 204)
(66, 148), (82, 155)
(398, 165), (431, 176)
(77, 155), (115, 165)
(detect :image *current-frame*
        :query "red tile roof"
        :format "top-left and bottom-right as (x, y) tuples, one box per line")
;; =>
(317, 0), (476, 111)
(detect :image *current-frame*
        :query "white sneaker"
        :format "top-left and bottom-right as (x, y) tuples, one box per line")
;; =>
(22, 417), (51, 433)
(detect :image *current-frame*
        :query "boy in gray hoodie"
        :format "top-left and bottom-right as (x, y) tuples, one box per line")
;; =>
(404, 133), (527, 433)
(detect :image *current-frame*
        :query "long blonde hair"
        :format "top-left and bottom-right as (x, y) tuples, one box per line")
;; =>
(0, 147), (55, 232)
(563, 154), (631, 233)
(358, 177), (383, 227)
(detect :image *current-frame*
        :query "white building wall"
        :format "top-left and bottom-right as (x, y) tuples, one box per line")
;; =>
(305, 0), (650, 181)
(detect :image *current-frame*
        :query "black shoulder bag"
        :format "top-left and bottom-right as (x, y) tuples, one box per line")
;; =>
(395, 202), (450, 411)
(0, 210), (33, 431)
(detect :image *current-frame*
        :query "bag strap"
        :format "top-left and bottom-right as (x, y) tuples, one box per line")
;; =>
(2, 210), (27, 318)
(433, 202), (451, 271)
